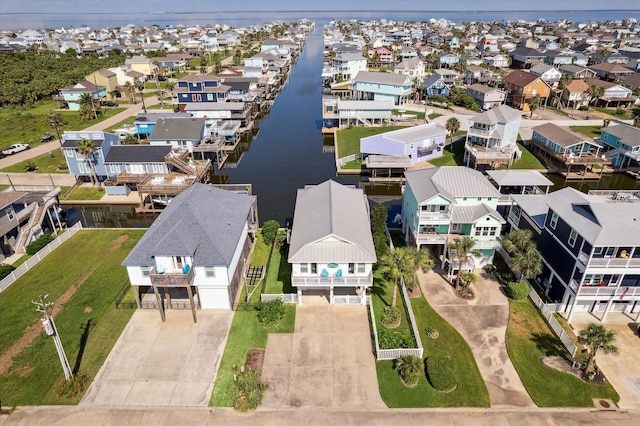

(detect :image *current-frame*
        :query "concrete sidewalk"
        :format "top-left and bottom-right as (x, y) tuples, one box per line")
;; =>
(419, 268), (535, 408)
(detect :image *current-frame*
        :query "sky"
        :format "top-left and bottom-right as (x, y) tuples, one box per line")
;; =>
(1, 0), (638, 14)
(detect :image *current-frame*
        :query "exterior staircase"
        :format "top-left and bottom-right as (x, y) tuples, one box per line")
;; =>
(165, 150), (196, 174)
(15, 188), (61, 254)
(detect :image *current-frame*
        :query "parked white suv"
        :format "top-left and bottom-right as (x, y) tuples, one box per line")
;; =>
(2, 143), (30, 156)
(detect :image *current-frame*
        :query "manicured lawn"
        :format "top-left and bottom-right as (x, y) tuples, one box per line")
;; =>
(393, 108), (425, 120)
(209, 306), (296, 407)
(1, 149), (67, 174)
(370, 270), (413, 338)
(0, 99), (125, 151)
(506, 298), (619, 406)
(342, 160), (365, 170)
(510, 142), (547, 170)
(428, 135), (466, 167)
(64, 187), (105, 201)
(263, 241), (293, 294)
(336, 126), (407, 159)
(375, 289), (489, 407)
(571, 125), (602, 139)
(0, 230), (144, 405)
(428, 113), (443, 120)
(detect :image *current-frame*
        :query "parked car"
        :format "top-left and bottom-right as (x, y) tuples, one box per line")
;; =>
(40, 134), (55, 142)
(102, 101), (119, 107)
(2, 143), (30, 156)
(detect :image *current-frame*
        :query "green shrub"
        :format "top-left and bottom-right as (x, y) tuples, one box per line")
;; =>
(53, 372), (89, 399)
(381, 306), (401, 326)
(425, 355), (457, 392)
(393, 355), (423, 386)
(24, 161), (38, 172)
(57, 161), (69, 170)
(255, 299), (285, 328)
(370, 204), (388, 235)
(506, 281), (530, 300)
(261, 220), (280, 245)
(26, 234), (55, 255)
(378, 328), (413, 349)
(578, 106), (589, 111)
(0, 263), (16, 280)
(233, 369), (268, 412)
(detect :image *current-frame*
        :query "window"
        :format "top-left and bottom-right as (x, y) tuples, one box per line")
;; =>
(141, 266), (150, 277)
(568, 229), (578, 247)
(311, 263), (317, 274)
(207, 94), (213, 101)
(6, 207), (15, 221)
(300, 263), (308, 273)
(357, 263), (366, 274)
(65, 149), (74, 158)
(109, 164), (120, 174)
(451, 223), (461, 233)
(549, 212), (558, 229)
(348, 263), (355, 274)
(205, 266), (216, 278)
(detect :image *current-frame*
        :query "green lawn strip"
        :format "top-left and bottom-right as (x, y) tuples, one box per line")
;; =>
(570, 125), (602, 139)
(263, 245), (293, 294)
(506, 298), (619, 406)
(392, 109), (425, 120)
(65, 187), (105, 201)
(428, 113), (443, 120)
(210, 306), (296, 407)
(375, 292), (489, 408)
(428, 135), (466, 167)
(1, 149), (67, 174)
(336, 126), (407, 159)
(342, 160), (364, 170)
(510, 142), (547, 170)
(0, 99), (125, 150)
(0, 230), (143, 405)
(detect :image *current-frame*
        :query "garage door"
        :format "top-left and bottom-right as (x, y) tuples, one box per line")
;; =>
(198, 286), (230, 309)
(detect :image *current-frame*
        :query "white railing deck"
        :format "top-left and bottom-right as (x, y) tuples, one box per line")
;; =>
(260, 293), (299, 303)
(291, 274), (373, 287)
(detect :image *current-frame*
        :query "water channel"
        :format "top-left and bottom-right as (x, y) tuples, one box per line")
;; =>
(66, 21), (639, 228)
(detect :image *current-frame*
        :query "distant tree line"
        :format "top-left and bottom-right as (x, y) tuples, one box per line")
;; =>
(0, 49), (126, 106)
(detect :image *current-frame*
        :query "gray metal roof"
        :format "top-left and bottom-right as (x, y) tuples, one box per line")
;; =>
(337, 100), (394, 110)
(148, 117), (205, 141)
(404, 167), (501, 203)
(288, 180), (376, 263)
(380, 123), (446, 144)
(365, 154), (413, 169)
(354, 70), (412, 86)
(512, 187), (640, 246)
(452, 204), (505, 224)
(470, 104), (521, 126)
(532, 123), (596, 148)
(486, 170), (554, 187)
(601, 124), (640, 148)
(184, 102), (246, 111)
(104, 145), (171, 163)
(122, 183), (253, 267)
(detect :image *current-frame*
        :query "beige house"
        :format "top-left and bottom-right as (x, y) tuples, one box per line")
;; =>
(561, 79), (590, 110)
(125, 55), (157, 79)
(85, 69), (119, 100)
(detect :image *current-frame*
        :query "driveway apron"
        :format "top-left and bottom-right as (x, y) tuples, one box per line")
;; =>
(81, 309), (233, 406)
(261, 305), (385, 409)
(419, 269), (535, 408)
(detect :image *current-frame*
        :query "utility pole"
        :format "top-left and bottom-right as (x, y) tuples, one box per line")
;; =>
(34, 294), (72, 381)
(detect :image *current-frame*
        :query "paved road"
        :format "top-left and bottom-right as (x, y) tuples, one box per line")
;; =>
(1, 405), (638, 426)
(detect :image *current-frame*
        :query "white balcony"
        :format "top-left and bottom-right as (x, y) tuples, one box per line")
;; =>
(416, 232), (447, 245)
(418, 212), (451, 223)
(291, 273), (373, 288)
(576, 284), (640, 298)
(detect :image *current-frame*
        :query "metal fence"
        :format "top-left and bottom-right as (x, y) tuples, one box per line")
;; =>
(0, 223), (83, 293)
(528, 287), (578, 357)
(260, 293), (299, 303)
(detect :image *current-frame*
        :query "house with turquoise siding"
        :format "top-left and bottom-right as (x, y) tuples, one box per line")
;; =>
(351, 71), (414, 105)
(598, 124), (640, 168)
(529, 123), (608, 169)
(401, 167), (505, 269)
(58, 80), (107, 111)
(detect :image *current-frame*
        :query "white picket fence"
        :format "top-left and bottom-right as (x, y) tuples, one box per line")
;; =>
(336, 154), (359, 166)
(332, 295), (365, 305)
(528, 287), (578, 357)
(260, 293), (299, 303)
(0, 223), (83, 293)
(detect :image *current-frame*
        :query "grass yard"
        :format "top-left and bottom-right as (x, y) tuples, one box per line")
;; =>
(263, 240), (293, 295)
(64, 187), (105, 201)
(0, 99), (125, 151)
(428, 135), (466, 167)
(375, 288), (489, 407)
(510, 142), (547, 170)
(0, 229), (144, 405)
(393, 108), (425, 120)
(0, 149), (67, 174)
(506, 298), (619, 406)
(336, 126), (407, 159)
(571, 125), (602, 139)
(210, 306), (296, 407)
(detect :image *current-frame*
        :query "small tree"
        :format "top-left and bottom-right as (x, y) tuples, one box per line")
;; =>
(460, 271), (476, 291)
(378, 247), (413, 308)
(393, 355), (423, 387)
(261, 220), (280, 245)
(76, 137), (99, 186)
(448, 236), (479, 292)
(528, 94), (541, 118)
(577, 323), (619, 375)
(370, 203), (388, 235)
(445, 117), (460, 150)
(403, 247), (434, 290)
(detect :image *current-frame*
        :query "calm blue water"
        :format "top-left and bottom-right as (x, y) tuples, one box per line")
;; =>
(2, 10), (639, 30)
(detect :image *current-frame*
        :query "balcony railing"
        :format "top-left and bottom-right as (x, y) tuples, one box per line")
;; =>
(150, 266), (195, 287)
(291, 274), (373, 287)
(575, 283), (640, 298)
(416, 232), (447, 244)
(418, 212), (451, 222)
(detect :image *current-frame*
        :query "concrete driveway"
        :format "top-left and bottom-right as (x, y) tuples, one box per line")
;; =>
(570, 321), (640, 410)
(81, 309), (233, 406)
(419, 269), (535, 408)
(261, 304), (385, 409)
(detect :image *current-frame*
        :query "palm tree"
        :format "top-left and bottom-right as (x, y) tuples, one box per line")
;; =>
(587, 84), (604, 106)
(134, 79), (147, 113)
(448, 236), (480, 292)
(509, 246), (543, 283)
(577, 323), (619, 375)
(78, 92), (97, 121)
(460, 271), (477, 291)
(632, 105), (640, 128)
(124, 81), (134, 103)
(403, 247), (434, 291)
(76, 137), (98, 186)
(47, 110), (67, 148)
(528, 94), (541, 118)
(502, 229), (536, 255)
(559, 73), (572, 90)
(378, 247), (413, 308)
(393, 355), (423, 386)
(445, 117), (460, 151)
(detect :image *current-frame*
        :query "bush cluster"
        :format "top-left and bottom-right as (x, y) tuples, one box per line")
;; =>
(261, 220), (280, 246)
(393, 355), (423, 386)
(255, 299), (285, 328)
(378, 328), (413, 349)
(233, 369), (268, 412)
(381, 306), (401, 326)
(0, 263), (16, 280)
(26, 234), (55, 255)
(425, 355), (457, 392)
(506, 281), (530, 300)
(53, 372), (89, 399)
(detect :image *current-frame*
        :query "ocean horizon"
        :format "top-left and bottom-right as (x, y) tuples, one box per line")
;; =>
(1, 9), (639, 31)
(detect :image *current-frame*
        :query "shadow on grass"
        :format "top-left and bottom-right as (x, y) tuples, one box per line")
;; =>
(72, 319), (93, 374)
(530, 331), (567, 358)
(370, 278), (390, 306)
(277, 246), (293, 293)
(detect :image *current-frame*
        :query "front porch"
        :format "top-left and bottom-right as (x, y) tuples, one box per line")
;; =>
(290, 278), (371, 306)
(528, 138), (610, 167)
(464, 143), (521, 168)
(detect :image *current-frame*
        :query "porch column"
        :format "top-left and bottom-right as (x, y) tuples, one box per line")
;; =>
(153, 286), (165, 322)
(361, 286), (366, 305)
(297, 287), (303, 305)
(601, 299), (614, 323)
(164, 287), (171, 308)
(330, 286), (334, 304)
(186, 285), (197, 323)
(133, 285), (141, 309)
(635, 301), (640, 322)
(566, 295), (578, 323)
